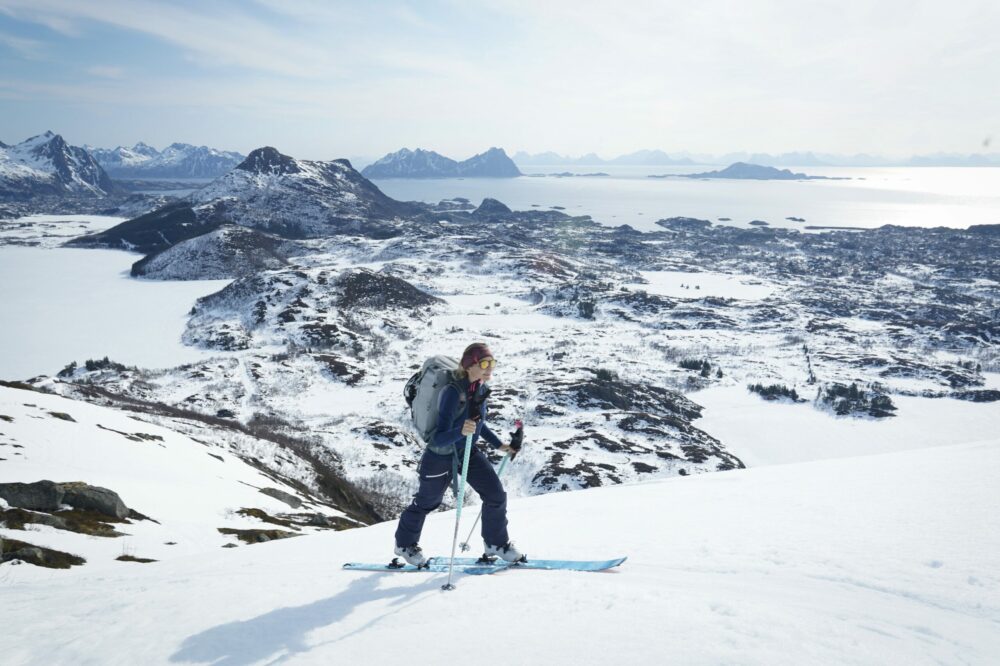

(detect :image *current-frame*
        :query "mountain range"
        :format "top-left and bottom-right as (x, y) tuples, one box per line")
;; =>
(0, 131), (114, 199)
(361, 147), (521, 178)
(69, 146), (419, 253)
(86, 142), (245, 178)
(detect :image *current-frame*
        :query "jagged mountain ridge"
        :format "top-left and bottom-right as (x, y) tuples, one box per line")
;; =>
(87, 141), (245, 178)
(362, 147), (522, 178)
(67, 147), (423, 253)
(1, 131), (114, 200)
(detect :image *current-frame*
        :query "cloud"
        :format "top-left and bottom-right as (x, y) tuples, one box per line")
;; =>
(85, 65), (125, 79)
(0, 29), (46, 58)
(0, 0), (341, 78)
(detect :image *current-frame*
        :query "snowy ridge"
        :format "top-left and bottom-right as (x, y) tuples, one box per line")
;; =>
(2, 429), (997, 664)
(0, 131), (113, 199)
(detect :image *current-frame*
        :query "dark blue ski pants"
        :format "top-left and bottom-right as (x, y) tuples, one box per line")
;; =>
(395, 445), (509, 548)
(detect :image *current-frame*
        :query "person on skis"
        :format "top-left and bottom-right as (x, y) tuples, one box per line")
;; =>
(394, 342), (523, 567)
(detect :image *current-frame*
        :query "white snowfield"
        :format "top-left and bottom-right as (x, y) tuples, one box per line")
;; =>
(2, 384), (998, 665)
(0, 387), (356, 568)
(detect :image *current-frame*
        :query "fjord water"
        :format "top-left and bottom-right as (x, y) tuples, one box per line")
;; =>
(373, 165), (1000, 231)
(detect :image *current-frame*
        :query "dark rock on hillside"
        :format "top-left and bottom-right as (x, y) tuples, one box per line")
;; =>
(236, 146), (301, 176)
(66, 200), (214, 254)
(0, 480), (130, 518)
(259, 487), (303, 508)
(472, 198), (513, 219)
(59, 482), (130, 519)
(540, 371), (704, 419)
(0, 480), (64, 512)
(1, 538), (86, 569)
(951, 389), (1000, 402)
(336, 268), (444, 309)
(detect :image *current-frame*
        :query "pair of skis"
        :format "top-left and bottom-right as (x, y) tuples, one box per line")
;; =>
(342, 555), (627, 576)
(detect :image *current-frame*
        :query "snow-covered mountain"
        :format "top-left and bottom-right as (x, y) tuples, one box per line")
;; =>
(87, 141), (245, 178)
(68, 147), (421, 253)
(362, 147), (522, 178)
(0, 131), (114, 199)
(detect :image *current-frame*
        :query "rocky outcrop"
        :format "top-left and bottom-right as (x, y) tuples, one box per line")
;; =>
(0, 480), (130, 519)
(259, 487), (302, 509)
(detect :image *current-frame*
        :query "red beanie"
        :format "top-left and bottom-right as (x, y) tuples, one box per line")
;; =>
(461, 343), (493, 369)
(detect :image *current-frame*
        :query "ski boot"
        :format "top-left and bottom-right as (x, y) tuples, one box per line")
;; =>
(392, 543), (428, 568)
(483, 541), (527, 564)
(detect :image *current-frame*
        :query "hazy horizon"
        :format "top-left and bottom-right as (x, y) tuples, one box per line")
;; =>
(2, 1), (998, 161)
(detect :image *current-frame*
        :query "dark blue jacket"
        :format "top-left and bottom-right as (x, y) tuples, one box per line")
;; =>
(429, 378), (502, 455)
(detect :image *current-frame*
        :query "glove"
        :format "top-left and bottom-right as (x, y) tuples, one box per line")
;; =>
(509, 420), (524, 454)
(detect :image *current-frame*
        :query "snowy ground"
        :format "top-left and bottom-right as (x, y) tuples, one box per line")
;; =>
(0, 214), (126, 248)
(2, 428), (997, 665)
(694, 385), (1000, 466)
(0, 387), (356, 567)
(0, 245), (232, 379)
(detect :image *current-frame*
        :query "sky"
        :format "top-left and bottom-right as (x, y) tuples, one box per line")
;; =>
(1, 0), (998, 161)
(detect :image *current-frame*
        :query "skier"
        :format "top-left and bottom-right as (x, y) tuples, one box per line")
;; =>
(394, 342), (523, 567)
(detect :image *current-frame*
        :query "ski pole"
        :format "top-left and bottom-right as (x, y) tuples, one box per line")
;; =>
(459, 453), (511, 552)
(459, 419), (523, 553)
(442, 433), (474, 591)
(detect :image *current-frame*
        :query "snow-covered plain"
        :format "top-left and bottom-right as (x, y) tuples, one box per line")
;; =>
(632, 270), (779, 300)
(0, 245), (232, 379)
(2, 404), (997, 664)
(694, 385), (1000, 466)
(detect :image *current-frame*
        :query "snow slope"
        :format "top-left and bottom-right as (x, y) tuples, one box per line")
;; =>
(2, 424), (997, 664)
(0, 386), (360, 569)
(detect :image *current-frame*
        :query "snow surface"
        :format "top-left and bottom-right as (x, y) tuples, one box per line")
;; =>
(0, 246), (232, 379)
(2, 418), (997, 664)
(632, 270), (779, 300)
(694, 385), (1000, 466)
(0, 387), (351, 568)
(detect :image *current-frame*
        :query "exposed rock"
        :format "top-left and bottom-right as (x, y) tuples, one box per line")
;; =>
(0, 480), (64, 512)
(1, 538), (86, 569)
(259, 487), (302, 509)
(59, 482), (130, 519)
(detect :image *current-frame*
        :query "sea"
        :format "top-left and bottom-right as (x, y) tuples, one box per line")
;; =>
(371, 165), (1000, 231)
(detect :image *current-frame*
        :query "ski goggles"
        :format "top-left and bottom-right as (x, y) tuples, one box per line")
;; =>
(476, 358), (497, 369)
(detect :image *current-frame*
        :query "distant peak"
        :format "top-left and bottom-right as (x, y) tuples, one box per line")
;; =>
(237, 147), (301, 175)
